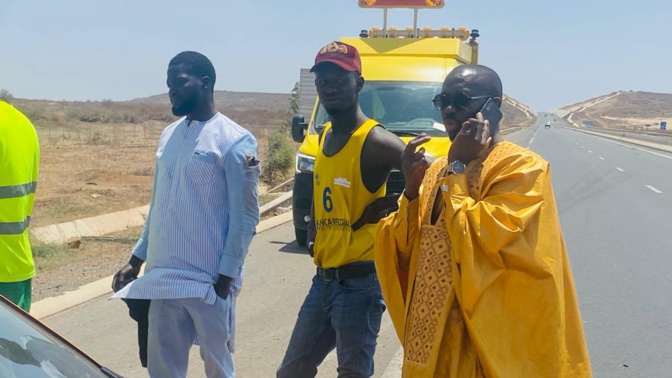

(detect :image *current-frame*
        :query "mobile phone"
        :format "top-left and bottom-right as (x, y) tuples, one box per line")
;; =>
(480, 98), (503, 132)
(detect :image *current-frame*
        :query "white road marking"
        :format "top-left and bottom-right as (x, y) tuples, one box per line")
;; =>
(528, 136), (535, 147)
(599, 157), (605, 160)
(527, 128), (539, 149)
(588, 150), (593, 153)
(581, 146), (585, 149)
(646, 185), (663, 194)
(616, 167), (624, 172)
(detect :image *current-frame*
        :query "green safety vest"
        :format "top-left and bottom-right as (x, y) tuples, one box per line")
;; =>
(0, 101), (39, 282)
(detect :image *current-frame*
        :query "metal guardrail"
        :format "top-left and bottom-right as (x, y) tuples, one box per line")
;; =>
(579, 127), (672, 147)
(501, 121), (536, 135)
(560, 126), (672, 153)
(590, 126), (671, 138)
(259, 191), (293, 216)
(501, 126), (524, 135)
(267, 178), (295, 193)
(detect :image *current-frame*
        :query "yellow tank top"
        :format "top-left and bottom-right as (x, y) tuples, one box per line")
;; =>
(313, 119), (386, 268)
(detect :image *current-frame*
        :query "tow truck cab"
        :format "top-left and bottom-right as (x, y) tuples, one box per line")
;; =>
(290, 24), (480, 246)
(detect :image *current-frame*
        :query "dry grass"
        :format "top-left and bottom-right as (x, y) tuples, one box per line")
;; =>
(12, 99), (288, 146)
(31, 227), (141, 273)
(9, 95), (294, 227)
(259, 192), (284, 205)
(31, 239), (76, 272)
(31, 227), (145, 301)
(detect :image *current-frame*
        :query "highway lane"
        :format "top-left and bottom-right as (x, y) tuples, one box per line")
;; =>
(533, 115), (672, 377)
(42, 119), (671, 377)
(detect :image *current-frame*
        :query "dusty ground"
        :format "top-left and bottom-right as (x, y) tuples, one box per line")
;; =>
(32, 227), (143, 302)
(31, 120), (165, 227)
(34, 142), (156, 227)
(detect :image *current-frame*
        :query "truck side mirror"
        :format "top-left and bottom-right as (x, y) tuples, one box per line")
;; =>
(291, 114), (308, 143)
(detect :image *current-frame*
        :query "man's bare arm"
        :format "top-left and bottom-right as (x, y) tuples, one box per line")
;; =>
(363, 126), (406, 172)
(353, 127), (407, 230)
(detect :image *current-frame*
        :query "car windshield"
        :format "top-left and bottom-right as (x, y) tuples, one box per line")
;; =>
(313, 81), (446, 136)
(0, 298), (109, 378)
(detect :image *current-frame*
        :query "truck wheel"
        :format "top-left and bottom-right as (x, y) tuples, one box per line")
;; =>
(295, 228), (307, 247)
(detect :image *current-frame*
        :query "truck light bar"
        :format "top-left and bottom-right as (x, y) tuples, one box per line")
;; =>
(368, 26), (471, 40)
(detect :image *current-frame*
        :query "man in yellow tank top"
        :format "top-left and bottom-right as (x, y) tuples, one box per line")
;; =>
(0, 100), (40, 313)
(277, 42), (406, 378)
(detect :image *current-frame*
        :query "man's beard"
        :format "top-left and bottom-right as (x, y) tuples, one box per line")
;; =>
(171, 97), (198, 117)
(326, 101), (357, 117)
(325, 107), (342, 116)
(447, 128), (460, 141)
(445, 114), (462, 141)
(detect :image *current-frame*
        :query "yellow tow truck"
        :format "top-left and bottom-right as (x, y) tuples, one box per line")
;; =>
(290, 0), (480, 245)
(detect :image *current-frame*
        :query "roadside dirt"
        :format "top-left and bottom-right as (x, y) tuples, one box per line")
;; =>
(32, 228), (143, 302)
(33, 144), (156, 228)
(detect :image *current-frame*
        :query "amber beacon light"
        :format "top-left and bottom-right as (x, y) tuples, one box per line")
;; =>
(358, 0), (445, 8)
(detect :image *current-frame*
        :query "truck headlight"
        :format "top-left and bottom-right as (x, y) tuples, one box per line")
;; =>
(296, 153), (315, 173)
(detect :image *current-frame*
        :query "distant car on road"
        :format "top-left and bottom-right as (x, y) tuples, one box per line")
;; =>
(545, 121), (551, 129)
(0, 295), (122, 377)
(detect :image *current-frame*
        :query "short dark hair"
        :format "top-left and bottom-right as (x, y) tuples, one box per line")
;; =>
(169, 51), (216, 87)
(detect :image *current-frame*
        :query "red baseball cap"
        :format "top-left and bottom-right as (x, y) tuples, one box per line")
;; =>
(310, 41), (362, 74)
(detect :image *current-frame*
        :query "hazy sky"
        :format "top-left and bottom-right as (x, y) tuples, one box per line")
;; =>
(1, 0), (671, 110)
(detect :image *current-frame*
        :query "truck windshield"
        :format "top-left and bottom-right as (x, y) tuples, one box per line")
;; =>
(313, 81), (446, 136)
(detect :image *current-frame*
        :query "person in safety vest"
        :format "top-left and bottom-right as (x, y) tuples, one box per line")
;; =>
(0, 100), (40, 312)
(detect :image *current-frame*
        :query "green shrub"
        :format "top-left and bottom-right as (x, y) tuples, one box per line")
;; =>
(263, 128), (294, 185)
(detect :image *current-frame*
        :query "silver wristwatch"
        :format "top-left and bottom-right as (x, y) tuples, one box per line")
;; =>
(447, 160), (466, 175)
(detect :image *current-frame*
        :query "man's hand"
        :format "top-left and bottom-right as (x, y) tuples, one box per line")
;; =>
(402, 134), (432, 200)
(448, 112), (492, 165)
(352, 194), (401, 231)
(111, 255), (144, 293)
(307, 203), (316, 256)
(307, 241), (315, 257)
(214, 275), (233, 300)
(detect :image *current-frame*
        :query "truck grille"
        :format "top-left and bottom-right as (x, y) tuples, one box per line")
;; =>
(386, 170), (405, 195)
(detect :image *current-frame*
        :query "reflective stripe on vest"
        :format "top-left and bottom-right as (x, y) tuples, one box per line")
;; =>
(0, 216), (30, 235)
(0, 182), (37, 199)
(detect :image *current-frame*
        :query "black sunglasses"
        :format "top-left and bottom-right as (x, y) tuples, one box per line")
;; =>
(432, 92), (492, 111)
